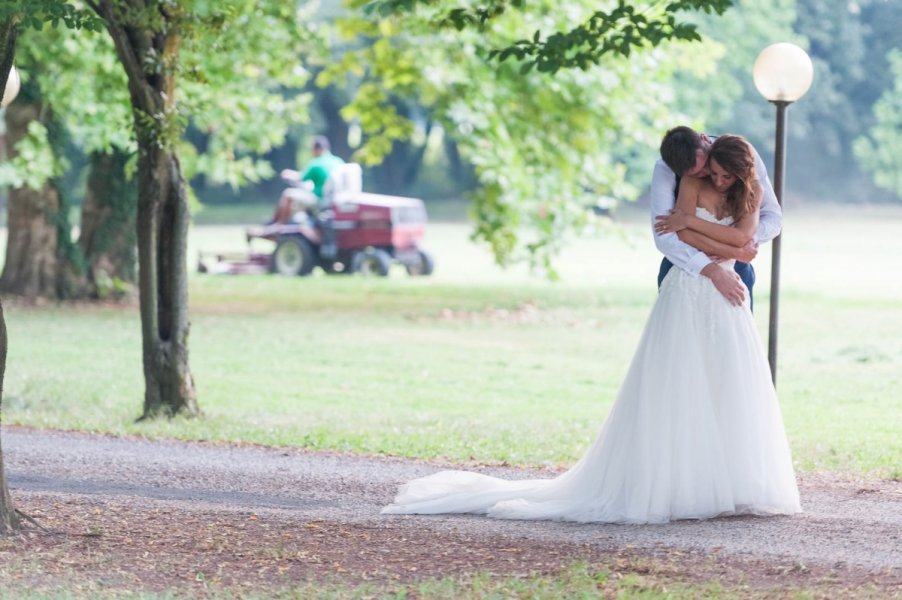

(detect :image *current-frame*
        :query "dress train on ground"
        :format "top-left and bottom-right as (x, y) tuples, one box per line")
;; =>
(382, 210), (801, 523)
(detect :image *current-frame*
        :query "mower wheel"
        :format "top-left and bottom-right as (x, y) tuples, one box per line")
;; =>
(405, 249), (435, 277)
(351, 248), (392, 277)
(271, 235), (315, 276)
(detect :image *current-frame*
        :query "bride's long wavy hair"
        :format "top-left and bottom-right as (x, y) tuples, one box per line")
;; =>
(708, 135), (758, 222)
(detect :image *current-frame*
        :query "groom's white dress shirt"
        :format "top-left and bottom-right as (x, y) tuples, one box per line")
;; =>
(650, 142), (782, 277)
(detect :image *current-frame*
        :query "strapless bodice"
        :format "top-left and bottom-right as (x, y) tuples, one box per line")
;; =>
(695, 205), (733, 225)
(695, 207), (735, 270)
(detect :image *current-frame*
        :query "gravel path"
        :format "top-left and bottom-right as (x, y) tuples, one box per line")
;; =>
(5, 426), (901, 576)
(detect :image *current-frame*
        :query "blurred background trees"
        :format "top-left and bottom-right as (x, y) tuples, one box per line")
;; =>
(2, 0), (900, 275)
(683, 0), (902, 205)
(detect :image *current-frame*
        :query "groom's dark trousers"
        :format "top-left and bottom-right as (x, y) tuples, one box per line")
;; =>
(657, 258), (755, 312)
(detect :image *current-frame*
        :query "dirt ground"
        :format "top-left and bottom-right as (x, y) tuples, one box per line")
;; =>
(0, 492), (896, 598)
(2, 428), (900, 598)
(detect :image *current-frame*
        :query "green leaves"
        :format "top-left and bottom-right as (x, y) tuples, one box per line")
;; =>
(330, 1), (713, 272)
(176, 1), (322, 186)
(360, 0), (521, 25)
(363, 0), (730, 74)
(0, 0), (103, 32)
(15, 23), (133, 156)
(854, 50), (902, 199)
(0, 121), (60, 190)
(493, 2), (717, 74)
(135, 106), (187, 151)
(338, 83), (415, 166)
(10, 0), (322, 193)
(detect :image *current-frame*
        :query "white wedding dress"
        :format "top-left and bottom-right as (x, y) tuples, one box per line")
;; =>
(382, 208), (801, 524)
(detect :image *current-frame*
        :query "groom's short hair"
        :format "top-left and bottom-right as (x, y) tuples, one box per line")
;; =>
(660, 126), (703, 176)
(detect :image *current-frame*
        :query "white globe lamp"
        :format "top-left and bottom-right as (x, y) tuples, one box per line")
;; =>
(753, 43), (814, 103)
(752, 43), (813, 386)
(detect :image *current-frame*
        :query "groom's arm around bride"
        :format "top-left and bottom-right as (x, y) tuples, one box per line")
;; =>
(650, 126), (782, 307)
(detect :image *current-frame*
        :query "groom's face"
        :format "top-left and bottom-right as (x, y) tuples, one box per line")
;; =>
(684, 149), (710, 178)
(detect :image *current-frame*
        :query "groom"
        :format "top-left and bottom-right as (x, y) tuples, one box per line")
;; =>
(651, 126), (782, 307)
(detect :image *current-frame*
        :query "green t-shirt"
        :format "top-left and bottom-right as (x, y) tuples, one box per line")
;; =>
(300, 152), (346, 199)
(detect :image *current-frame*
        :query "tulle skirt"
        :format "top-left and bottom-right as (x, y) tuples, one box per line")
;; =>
(382, 266), (801, 524)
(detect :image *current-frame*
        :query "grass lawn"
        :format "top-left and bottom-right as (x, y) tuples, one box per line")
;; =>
(3, 203), (901, 478)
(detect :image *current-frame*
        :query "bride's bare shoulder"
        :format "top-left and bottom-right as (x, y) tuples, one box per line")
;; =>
(679, 176), (712, 195)
(684, 176), (719, 196)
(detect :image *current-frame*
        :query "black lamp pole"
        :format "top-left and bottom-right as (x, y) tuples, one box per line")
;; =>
(768, 100), (790, 386)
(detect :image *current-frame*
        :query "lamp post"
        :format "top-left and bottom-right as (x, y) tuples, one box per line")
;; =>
(1, 65), (20, 108)
(753, 43), (813, 386)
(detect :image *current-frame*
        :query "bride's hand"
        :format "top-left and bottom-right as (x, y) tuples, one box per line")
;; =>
(737, 240), (759, 263)
(655, 209), (689, 234)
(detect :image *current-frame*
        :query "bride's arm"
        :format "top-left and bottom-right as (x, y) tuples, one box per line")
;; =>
(678, 230), (738, 256)
(660, 184), (762, 246)
(677, 230), (758, 261)
(671, 179), (752, 258)
(658, 176), (755, 261)
(677, 208), (755, 245)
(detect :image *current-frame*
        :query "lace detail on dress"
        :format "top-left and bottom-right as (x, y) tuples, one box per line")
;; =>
(695, 206), (736, 271)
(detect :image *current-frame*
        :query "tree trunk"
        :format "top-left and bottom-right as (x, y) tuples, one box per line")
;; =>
(260, 132), (298, 201)
(371, 99), (429, 196)
(134, 146), (197, 418)
(0, 297), (17, 534)
(316, 84), (351, 160)
(0, 299), (17, 534)
(0, 102), (62, 299)
(79, 149), (138, 298)
(0, 71), (89, 300)
(0, 17), (21, 534)
(95, 0), (198, 418)
(444, 136), (477, 192)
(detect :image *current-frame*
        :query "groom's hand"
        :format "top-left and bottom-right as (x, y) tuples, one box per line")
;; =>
(702, 263), (746, 306)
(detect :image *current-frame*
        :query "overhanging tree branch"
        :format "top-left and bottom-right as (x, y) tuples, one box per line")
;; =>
(360, 0), (733, 73)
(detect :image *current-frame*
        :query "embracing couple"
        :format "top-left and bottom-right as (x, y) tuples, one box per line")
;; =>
(382, 127), (801, 524)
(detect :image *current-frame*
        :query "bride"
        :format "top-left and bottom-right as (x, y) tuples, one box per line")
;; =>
(382, 135), (801, 524)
